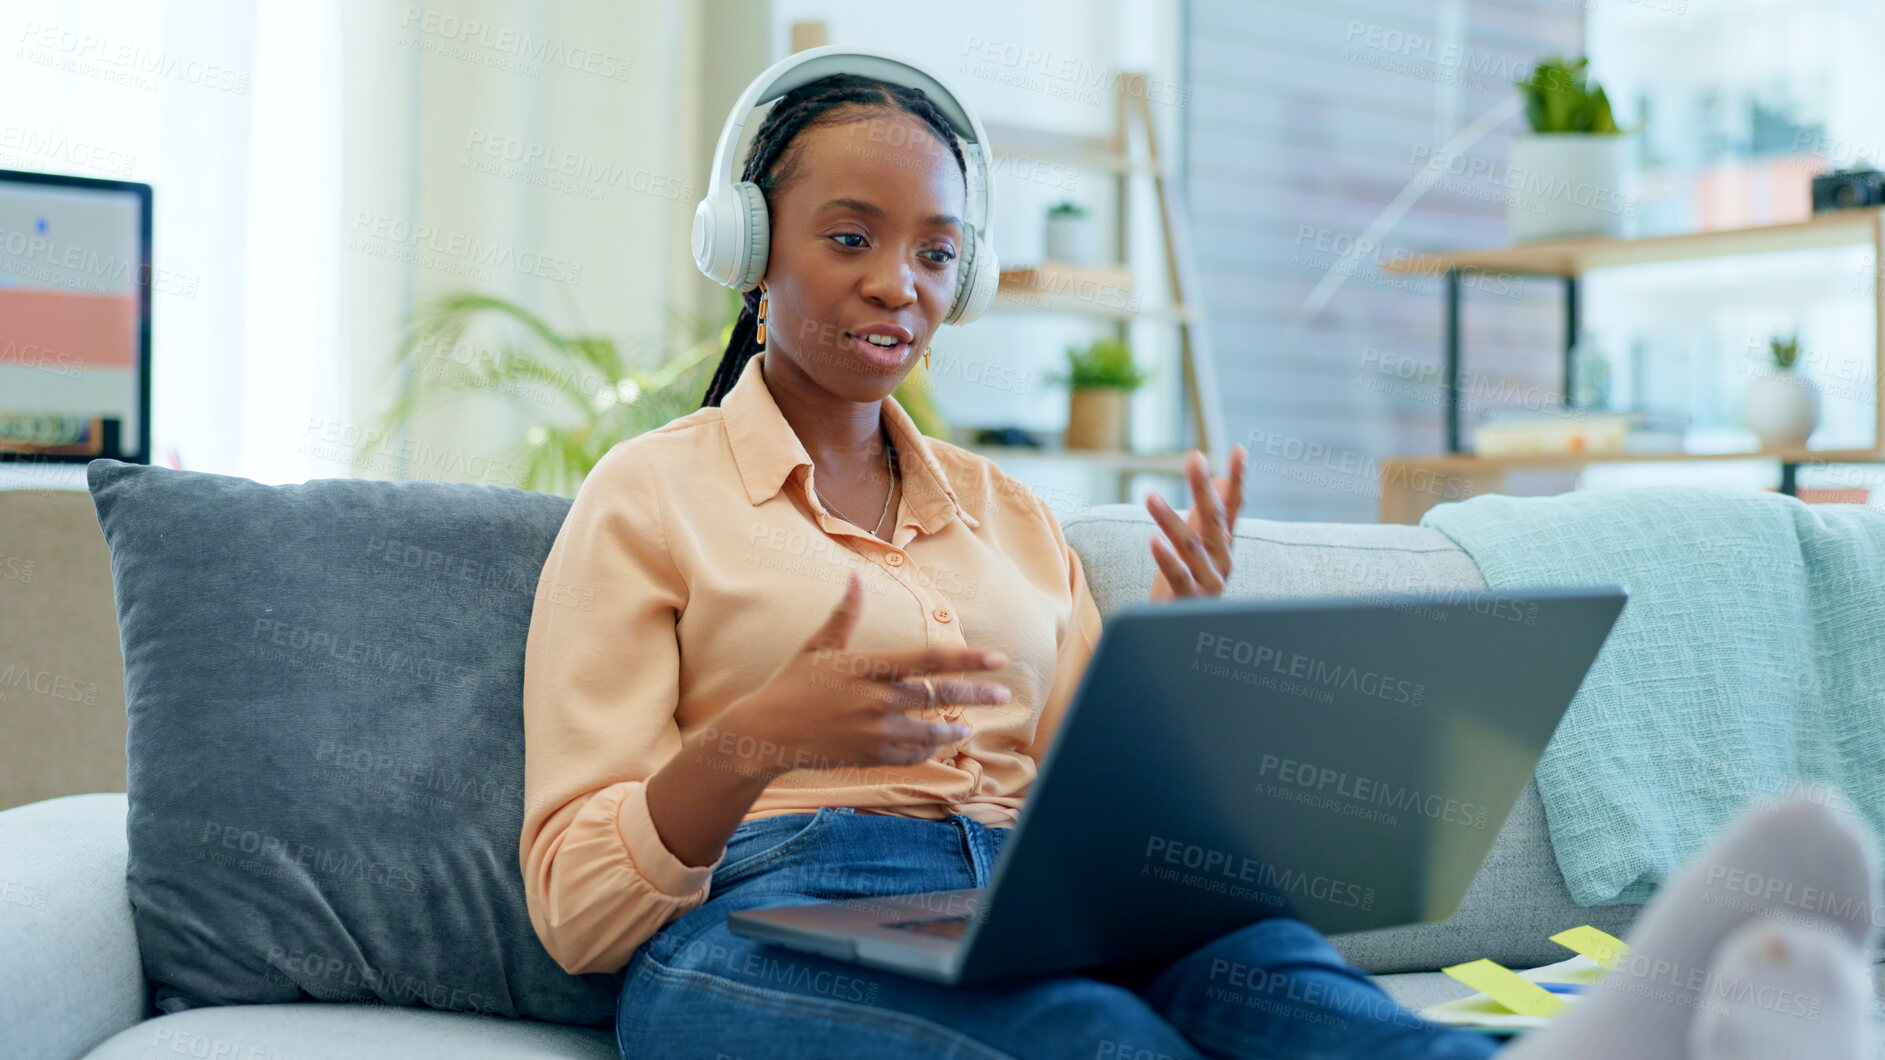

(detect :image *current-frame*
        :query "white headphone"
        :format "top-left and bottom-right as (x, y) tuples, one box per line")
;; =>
(690, 44), (1000, 327)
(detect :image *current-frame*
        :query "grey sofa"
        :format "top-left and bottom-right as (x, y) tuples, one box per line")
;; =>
(3, 496), (1875, 1059)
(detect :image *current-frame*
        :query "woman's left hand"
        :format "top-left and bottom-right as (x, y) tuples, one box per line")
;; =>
(1148, 444), (1248, 602)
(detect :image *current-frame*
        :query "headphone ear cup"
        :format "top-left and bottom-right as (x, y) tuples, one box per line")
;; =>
(946, 228), (999, 326)
(729, 181), (771, 292)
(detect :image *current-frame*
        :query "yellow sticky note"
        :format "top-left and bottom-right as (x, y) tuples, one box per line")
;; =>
(1551, 925), (1629, 971)
(1441, 959), (1570, 1018)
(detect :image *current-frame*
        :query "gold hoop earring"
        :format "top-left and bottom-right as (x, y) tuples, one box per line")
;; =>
(756, 283), (768, 348)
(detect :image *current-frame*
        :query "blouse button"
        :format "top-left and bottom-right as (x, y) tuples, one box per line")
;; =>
(933, 607), (953, 623)
(886, 552), (905, 566)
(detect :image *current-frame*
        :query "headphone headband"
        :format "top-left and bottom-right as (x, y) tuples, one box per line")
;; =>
(703, 45), (991, 230)
(692, 45), (999, 325)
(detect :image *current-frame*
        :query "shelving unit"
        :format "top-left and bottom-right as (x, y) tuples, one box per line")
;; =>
(1372, 206), (1885, 524)
(951, 72), (1226, 504)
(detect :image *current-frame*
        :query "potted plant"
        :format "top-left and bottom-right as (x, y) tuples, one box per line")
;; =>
(1743, 332), (1820, 451)
(1509, 56), (1638, 242)
(378, 286), (951, 496)
(1046, 336), (1151, 450)
(1044, 201), (1095, 266)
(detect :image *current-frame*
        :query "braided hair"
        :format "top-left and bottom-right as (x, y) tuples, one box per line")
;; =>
(699, 73), (970, 408)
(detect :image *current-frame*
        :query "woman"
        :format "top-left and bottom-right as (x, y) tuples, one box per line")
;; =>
(521, 72), (1878, 1059)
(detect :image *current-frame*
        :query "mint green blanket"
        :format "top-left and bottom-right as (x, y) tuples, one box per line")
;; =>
(1422, 485), (1885, 905)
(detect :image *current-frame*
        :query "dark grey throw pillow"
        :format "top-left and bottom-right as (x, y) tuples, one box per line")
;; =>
(85, 458), (621, 1026)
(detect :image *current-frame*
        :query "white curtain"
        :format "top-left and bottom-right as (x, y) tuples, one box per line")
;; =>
(1, 0), (341, 485)
(7, 0), (709, 488)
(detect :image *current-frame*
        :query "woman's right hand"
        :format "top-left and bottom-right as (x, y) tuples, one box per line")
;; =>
(720, 571), (1010, 779)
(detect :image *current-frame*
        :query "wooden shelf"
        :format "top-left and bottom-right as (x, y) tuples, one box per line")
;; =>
(962, 443), (1192, 474)
(983, 120), (1146, 174)
(1385, 447), (1885, 474)
(989, 286), (1191, 322)
(1381, 207), (1885, 278)
(1380, 207), (1885, 522)
(937, 75), (1223, 504)
(1378, 447), (1885, 525)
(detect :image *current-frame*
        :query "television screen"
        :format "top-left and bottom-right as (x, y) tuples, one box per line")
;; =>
(0, 168), (152, 464)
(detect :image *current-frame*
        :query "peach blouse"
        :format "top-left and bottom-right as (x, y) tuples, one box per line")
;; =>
(520, 350), (1103, 975)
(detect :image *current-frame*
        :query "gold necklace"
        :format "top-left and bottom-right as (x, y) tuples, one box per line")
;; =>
(814, 430), (898, 537)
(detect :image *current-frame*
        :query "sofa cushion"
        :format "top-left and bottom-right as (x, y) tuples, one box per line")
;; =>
(0, 793), (145, 1059)
(1060, 505), (1647, 972)
(84, 1003), (617, 1060)
(85, 459), (619, 1026)
(1060, 505), (1487, 618)
(1331, 779), (1642, 973)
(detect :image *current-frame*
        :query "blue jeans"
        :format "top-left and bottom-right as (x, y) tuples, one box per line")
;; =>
(616, 806), (1503, 1059)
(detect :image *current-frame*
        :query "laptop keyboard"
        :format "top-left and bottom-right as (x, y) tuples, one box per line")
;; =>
(882, 914), (973, 939)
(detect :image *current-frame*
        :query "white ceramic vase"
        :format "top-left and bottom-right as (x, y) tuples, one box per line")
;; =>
(1744, 370), (1821, 451)
(1506, 133), (1636, 243)
(1044, 211), (1095, 265)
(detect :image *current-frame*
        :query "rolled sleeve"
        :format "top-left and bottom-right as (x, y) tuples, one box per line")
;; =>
(520, 443), (724, 976)
(616, 780), (719, 897)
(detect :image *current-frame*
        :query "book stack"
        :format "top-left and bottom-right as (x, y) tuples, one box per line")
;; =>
(1471, 407), (1688, 458)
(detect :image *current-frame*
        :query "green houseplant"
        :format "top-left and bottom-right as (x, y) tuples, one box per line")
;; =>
(1516, 56), (1626, 136)
(379, 287), (951, 497)
(1768, 333), (1801, 370)
(1744, 332), (1820, 451)
(1044, 200), (1095, 266)
(1045, 337), (1151, 451)
(1507, 55), (1638, 243)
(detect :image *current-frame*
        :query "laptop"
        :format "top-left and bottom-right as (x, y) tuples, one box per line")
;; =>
(727, 585), (1628, 985)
